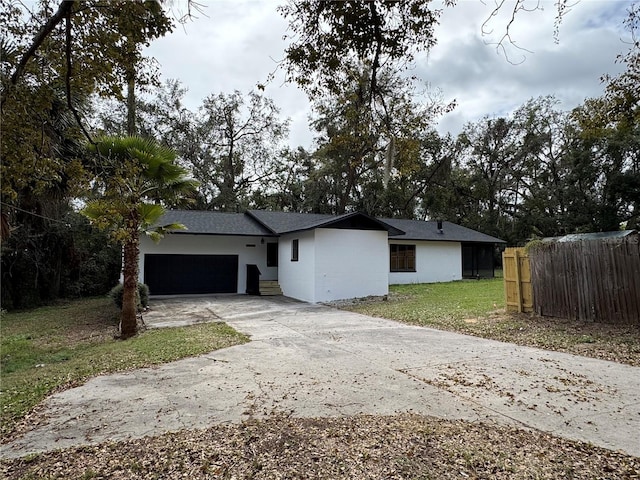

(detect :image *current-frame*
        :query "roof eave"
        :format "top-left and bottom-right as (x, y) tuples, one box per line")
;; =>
(166, 231), (279, 237)
(392, 236), (506, 243)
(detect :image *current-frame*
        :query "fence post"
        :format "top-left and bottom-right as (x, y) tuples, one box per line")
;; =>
(503, 247), (533, 313)
(514, 248), (523, 313)
(502, 249), (509, 312)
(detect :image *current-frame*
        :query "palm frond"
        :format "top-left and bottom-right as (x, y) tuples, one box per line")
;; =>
(137, 202), (166, 227)
(81, 200), (126, 232)
(85, 135), (193, 240)
(145, 222), (187, 244)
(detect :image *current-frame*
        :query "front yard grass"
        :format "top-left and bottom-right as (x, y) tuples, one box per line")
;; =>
(0, 297), (249, 440)
(344, 279), (640, 367)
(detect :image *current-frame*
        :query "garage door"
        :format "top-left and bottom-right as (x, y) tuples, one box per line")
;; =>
(144, 254), (238, 295)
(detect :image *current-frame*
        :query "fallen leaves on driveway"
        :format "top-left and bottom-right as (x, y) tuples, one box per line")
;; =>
(3, 414), (638, 479)
(344, 295), (640, 367)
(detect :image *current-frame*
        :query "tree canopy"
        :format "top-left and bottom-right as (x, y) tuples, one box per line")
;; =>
(0, 0), (173, 310)
(279, 0), (575, 100)
(279, 0), (442, 99)
(1, 0), (637, 312)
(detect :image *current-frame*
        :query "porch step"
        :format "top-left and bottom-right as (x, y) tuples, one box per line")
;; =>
(259, 280), (283, 296)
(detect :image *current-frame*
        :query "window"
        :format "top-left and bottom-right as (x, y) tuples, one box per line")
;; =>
(291, 239), (299, 262)
(267, 243), (278, 267)
(390, 244), (416, 272)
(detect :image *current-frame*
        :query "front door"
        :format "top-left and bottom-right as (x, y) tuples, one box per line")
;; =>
(267, 242), (278, 267)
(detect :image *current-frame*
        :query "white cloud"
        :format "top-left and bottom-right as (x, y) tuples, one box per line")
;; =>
(147, 0), (312, 146)
(425, 0), (632, 133)
(146, 0), (634, 145)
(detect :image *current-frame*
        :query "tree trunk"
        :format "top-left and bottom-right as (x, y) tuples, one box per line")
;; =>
(126, 76), (136, 136)
(121, 239), (139, 338)
(221, 138), (235, 211)
(126, 50), (136, 136)
(120, 215), (140, 338)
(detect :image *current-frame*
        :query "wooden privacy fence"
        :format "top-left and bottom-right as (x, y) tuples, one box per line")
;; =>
(529, 235), (640, 325)
(502, 248), (533, 313)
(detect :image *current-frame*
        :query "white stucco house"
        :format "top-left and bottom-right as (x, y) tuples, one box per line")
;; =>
(139, 210), (505, 303)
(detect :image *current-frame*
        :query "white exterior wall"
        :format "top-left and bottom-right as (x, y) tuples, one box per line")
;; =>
(278, 229), (389, 303)
(138, 230), (461, 301)
(138, 234), (277, 294)
(314, 229), (389, 303)
(389, 240), (462, 285)
(277, 231), (316, 303)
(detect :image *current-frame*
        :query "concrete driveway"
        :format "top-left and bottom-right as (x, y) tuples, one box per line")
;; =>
(2, 295), (639, 459)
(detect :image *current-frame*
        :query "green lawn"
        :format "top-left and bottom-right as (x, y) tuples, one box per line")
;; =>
(0, 297), (249, 439)
(349, 279), (505, 330)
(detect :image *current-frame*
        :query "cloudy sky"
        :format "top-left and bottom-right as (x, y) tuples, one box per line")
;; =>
(146, 0), (634, 148)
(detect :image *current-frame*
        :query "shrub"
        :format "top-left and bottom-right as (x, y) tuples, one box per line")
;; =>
(109, 283), (150, 311)
(524, 238), (545, 254)
(138, 283), (149, 309)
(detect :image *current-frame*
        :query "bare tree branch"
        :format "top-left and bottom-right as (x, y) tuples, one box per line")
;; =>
(368, 0), (383, 106)
(481, 0), (577, 64)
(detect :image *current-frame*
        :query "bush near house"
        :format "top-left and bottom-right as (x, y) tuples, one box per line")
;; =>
(109, 282), (150, 311)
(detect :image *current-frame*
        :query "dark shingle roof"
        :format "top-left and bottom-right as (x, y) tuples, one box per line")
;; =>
(381, 218), (506, 243)
(157, 210), (504, 243)
(158, 210), (273, 236)
(247, 210), (404, 235)
(246, 210), (335, 234)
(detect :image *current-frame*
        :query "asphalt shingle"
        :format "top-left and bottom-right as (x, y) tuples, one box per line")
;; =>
(246, 210), (335, 234)
(247, 210), (404, 235)
(381, 218), (506, 243)
(157, 210), (274, 236)
(157, 210), (505, 244)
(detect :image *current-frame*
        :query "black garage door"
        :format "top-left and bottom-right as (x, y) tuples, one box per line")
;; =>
(144, 254), (238, 295)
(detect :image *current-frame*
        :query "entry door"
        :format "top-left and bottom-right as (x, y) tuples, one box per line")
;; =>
(267, 243), (278, 267)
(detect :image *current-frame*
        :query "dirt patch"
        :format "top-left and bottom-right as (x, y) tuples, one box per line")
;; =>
(53, 321), (119, 345)
(30, 302), (120, 348)
(2, 414), (638, 479)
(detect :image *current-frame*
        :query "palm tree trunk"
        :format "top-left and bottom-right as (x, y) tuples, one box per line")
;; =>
(121, 239), (139, 338)
(121, 224), (140, 338)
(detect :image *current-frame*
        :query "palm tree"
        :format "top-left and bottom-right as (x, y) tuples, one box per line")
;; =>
(83, 136), (196, 338)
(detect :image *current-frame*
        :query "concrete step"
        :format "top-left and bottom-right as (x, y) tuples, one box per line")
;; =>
(259, 280), (283, 296)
